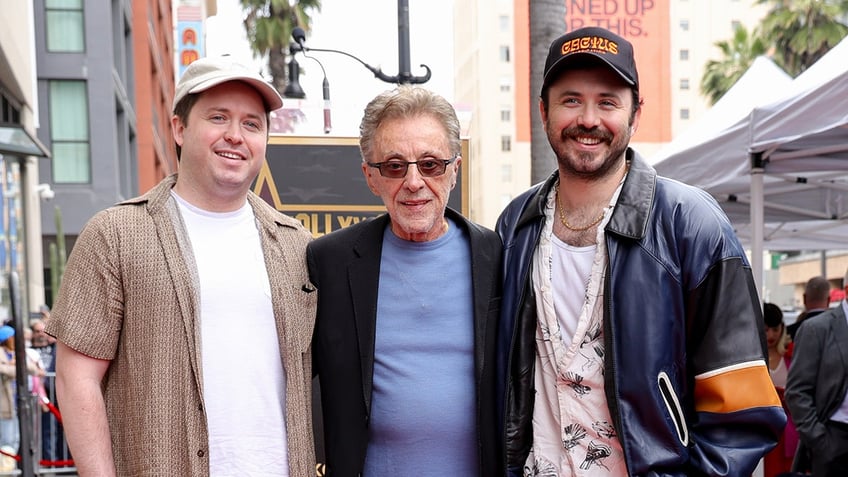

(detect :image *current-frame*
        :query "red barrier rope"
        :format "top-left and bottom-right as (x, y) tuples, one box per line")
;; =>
(0, 396), (74, 468)
(40, 396), (62, 425)
(0, 446), (74, 467)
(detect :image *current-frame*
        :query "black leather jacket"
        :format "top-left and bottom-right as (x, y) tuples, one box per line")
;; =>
(495, 150), (786, 476)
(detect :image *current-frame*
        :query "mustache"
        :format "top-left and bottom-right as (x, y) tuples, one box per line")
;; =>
(561, 126), (613, 143)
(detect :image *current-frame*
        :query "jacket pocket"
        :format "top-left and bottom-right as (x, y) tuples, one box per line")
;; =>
(658, 371), (689, 447)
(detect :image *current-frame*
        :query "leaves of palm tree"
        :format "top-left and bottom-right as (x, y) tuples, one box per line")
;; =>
(755, 0), (848, 76)
(240, 0), (322, 91)
(701, 26), (767, 105)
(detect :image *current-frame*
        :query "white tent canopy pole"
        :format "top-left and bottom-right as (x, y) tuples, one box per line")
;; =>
(750, 154), (765, 296)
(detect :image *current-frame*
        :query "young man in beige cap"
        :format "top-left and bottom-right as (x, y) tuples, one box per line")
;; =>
(47, 56), (317, 476)
(496, 27), (785, 476)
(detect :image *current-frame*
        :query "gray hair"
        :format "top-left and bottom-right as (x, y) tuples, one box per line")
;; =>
(359, 85), (461, 162)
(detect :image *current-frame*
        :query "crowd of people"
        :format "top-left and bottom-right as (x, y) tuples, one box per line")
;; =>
(0, 24), (842, 477)
(0, 306), (69, 472)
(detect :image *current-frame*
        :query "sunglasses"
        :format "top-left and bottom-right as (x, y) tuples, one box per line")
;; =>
(366, 156), (457, 179)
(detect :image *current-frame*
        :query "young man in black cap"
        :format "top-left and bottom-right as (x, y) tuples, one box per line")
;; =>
(495, 26), (785, 476)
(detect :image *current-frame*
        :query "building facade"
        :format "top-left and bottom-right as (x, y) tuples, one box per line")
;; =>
(33, 0), (140, 253)
(31, 0), (201, 303)
(454, 0), (531, 228)
(134, 0), (180, 193)
(0, 2), (52, 316)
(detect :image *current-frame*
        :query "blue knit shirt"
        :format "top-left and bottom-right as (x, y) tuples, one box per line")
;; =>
(363, 218), (479, 476)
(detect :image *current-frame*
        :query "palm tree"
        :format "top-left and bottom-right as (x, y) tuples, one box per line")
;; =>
(529, 0), (566, 184)
(701, 25), (768, 105)
(240, 0), (322, 93)
(756, 0), (848, 76)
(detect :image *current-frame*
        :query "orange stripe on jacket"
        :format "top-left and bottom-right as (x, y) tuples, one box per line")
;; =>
(695, 364), (782, 413)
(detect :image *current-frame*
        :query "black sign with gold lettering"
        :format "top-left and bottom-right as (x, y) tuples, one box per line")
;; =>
(254, 135), (468, 237)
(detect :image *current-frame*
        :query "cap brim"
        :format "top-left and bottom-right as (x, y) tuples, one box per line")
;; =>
(543, 52), (635, 91)
(189, 76), (284, 112)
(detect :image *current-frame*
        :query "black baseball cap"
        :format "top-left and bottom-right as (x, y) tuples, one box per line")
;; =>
(542, 27), (639, 94)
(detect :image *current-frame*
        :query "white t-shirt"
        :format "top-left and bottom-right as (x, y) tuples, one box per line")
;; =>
(175, 192), (289, 476)
(551, 237), (596, 345)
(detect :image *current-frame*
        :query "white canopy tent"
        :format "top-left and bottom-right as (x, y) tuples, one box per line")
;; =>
(650, 55), (793, 182)
(652, 36), (848, 292)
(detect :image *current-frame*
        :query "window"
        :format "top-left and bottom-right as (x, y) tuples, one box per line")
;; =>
(499, 77), (511, 93)
(499, 45), (511, 63)
(680, 19), (689, 31)
(1, 92), (21, 123)
(499, 15), (510, 32)
(501, 164), (513, 182)
(501, 135), (512, 152)
(679, 49), (689, 61)
(49, 80), (90, 183)
(46, 0), (85, 52)
(680, 78), (690, 90)
(680, 108), (690, 120)
(500, 108), (511, 122)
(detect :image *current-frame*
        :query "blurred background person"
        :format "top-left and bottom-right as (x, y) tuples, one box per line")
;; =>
(762, 302), (795, 477)
(787, 275), (831, 340)
(0, 325), (18, 462)
(765, 302), (789, 388)
(30, 317), (66, 464)
(786, 270), (848, 477)
(783, 277), (832, 474)
(0, 325), (43, 465)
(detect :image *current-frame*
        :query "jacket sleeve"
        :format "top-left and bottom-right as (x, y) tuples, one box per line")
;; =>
(685, 257), (786, 476)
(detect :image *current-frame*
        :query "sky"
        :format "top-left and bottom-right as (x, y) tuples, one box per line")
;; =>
(206, 0), (456, 136)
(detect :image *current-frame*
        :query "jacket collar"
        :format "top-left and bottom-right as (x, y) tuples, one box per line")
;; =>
(515, 148), (657, 240)
(607, 149), (656, 240)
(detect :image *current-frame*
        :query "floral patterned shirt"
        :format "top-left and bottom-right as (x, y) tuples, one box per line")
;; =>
(523, 184), (628, 477)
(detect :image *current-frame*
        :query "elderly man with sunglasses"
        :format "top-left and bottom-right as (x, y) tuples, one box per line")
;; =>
(306, 86), (503, 476)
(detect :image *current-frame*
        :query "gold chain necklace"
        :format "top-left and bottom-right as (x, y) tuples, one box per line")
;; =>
(556, 183), (605, 232)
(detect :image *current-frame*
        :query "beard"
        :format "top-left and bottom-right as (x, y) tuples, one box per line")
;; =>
(548, 123), (631, 180)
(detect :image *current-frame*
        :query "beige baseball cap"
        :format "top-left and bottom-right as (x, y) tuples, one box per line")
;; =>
(172, 56), (283, 112)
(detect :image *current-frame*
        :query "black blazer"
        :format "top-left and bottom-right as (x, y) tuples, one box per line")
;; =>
(785, 304), (848, 450)
(307, 209), (503, 476)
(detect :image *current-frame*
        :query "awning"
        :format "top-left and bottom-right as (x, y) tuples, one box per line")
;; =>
(0, 123), (50, 158)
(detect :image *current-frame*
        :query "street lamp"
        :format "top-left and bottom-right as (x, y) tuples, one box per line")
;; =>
(282, 45), (305, 100)
(283, 0), (432, 132)
(289, 26), (431, 85)
(286, 43), (332, 134)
